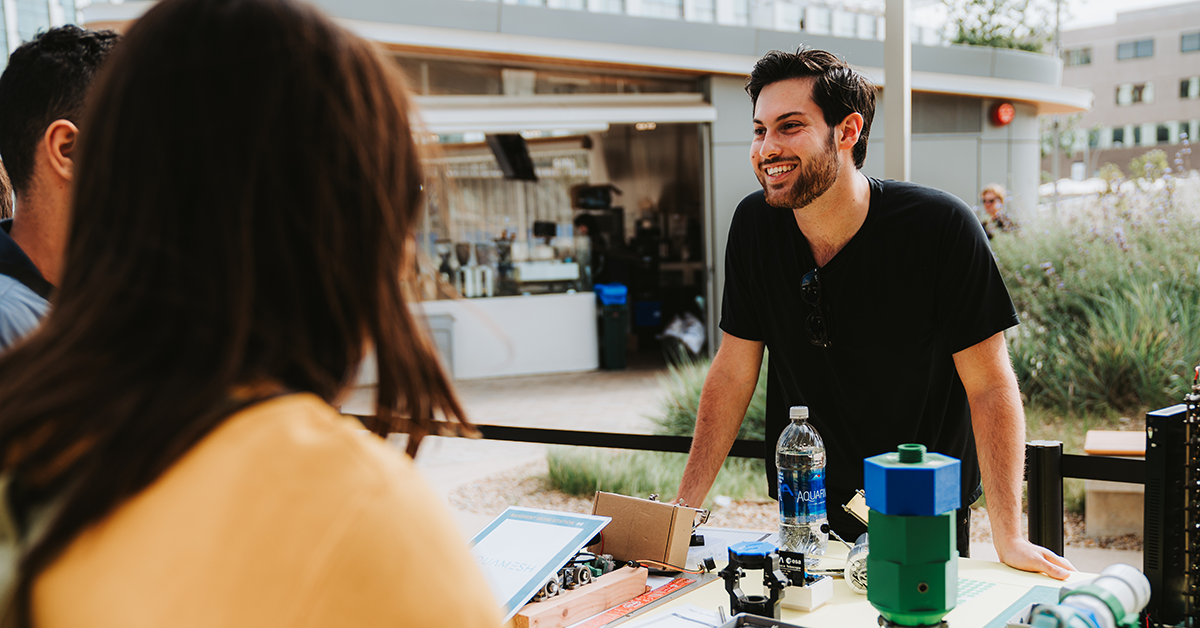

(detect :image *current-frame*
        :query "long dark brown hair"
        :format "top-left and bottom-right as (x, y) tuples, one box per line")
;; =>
(0, 0), (469, 620)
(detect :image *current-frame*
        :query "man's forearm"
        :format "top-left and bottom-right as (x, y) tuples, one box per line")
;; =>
(676, 390), (751, 507)
(970, 383), (1027, 551)
(955, 332), (1074, 578)
(675, 336), (763, 508)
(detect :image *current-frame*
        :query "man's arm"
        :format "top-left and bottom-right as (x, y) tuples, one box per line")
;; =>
(953, 331), (1075, 579)
(675, 332), (765, 508)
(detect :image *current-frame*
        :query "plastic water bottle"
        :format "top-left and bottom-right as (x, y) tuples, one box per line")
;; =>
(777, 405), (828, 558)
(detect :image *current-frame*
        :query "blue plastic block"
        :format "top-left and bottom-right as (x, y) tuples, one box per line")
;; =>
(864, 445), (961, 517)
(729, 541), (777, 558)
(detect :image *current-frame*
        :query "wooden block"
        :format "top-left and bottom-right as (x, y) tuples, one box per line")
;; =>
(1083, 430), (1145, 456)
(513, 567), (650, 628)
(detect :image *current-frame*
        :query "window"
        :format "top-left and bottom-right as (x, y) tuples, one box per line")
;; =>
(1112, 127), (1125, 146)
(831, 10), (857, 37)
(1183, 31), (1200, 52)
(1117, 39), (1154, 60)
(590, 0), (623, 13)
(856, 13), (876, 40)
(1183, 77), (1200, 99)
(690, 0), (715, 22)
(1062, 47), (1092, 66)
(642, 0), (682, 18)
(1133, 126), (1142, 144)
(805, 6), (831, 34)
(1117, 82), (1154, 105)
(1158, 124), (1171, 144)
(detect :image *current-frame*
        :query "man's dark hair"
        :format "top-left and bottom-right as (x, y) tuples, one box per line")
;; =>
(0, 25), (119, 193)
(746, 47), (876, 169)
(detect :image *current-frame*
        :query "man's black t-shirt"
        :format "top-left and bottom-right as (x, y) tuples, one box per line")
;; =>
(719, 177), (1018, 538)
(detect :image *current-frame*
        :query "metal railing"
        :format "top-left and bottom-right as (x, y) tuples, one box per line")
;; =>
(469, 426), (1142, 556)
(1025, 440), (1144, 556)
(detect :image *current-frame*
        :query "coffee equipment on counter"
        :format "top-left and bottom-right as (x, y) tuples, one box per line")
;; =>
(453, 242), (494, 298)
(435, 240), (456, 283)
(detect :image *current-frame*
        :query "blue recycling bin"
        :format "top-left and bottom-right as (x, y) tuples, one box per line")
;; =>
(595, 284), (628, 370)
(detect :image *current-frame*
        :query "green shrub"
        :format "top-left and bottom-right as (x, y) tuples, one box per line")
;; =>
(546, 447), (767, 505)
(995, 176), (1200, 414)
(545, 350), (772, 506)
(651, 350), (768, 440)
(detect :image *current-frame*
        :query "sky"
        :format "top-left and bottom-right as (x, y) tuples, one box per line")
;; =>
(1062, 0), (1194, 29)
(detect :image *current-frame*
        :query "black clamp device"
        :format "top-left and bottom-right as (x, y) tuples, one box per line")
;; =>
(718, 541), (789, 619)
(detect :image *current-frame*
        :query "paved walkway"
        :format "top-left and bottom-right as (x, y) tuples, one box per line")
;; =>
(410, 354), (669, 535)
(410, 360), (1143, 575)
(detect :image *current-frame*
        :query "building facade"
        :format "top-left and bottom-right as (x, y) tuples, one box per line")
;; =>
(0, 0), (79, 59)
(85, 0), (1089, 378)
(1050, 1), (1200, 179)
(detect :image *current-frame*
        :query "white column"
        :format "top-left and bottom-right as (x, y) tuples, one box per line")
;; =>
(884, 0), (911, 181)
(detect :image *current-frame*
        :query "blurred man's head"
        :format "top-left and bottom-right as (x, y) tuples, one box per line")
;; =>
(0, 25), (119, 198)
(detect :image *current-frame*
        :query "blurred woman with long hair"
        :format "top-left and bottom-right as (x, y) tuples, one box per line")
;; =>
(0, 0), (500, 625)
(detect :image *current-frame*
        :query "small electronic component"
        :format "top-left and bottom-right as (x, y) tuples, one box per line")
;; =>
(530, 552), (616, 602)
(718, 541), (790, 619)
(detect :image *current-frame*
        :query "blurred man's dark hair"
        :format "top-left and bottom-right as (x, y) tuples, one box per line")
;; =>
(0, 25), (119, 193)
(746, 47), (876, 169)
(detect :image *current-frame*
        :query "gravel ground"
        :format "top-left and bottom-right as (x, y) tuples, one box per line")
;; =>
(449, 460), (1143, 551)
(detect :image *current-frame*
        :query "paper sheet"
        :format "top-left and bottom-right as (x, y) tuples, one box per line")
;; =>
(687, 527), (776, 568)
(616, 603), (722, 628)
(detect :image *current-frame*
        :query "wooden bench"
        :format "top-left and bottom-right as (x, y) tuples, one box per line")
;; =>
(1083, 430), (1145, 537)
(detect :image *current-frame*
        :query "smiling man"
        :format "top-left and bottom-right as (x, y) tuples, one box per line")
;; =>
(674, 48), (1075, 579)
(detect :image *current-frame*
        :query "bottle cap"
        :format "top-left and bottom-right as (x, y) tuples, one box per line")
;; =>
(789, 406), (809, 420)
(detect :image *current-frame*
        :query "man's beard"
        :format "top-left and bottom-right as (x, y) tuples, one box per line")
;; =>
(759, 129), (840, 210)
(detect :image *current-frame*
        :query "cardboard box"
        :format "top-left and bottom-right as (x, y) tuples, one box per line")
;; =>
(588, 492), (698, 567)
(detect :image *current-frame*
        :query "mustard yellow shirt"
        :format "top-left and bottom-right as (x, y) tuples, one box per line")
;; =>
(34, 394), (502, 628)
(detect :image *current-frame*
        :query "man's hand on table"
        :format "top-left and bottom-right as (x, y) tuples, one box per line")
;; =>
(995, 535), (1076, 580)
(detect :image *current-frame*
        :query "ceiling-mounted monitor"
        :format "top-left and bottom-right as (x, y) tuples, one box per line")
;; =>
(486, 133), (537, 181)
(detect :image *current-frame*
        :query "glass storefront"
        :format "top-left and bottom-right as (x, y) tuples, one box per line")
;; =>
(421, 145), (594, 298)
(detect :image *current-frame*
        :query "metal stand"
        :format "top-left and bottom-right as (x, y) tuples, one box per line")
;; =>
(718, 543), (789, 620)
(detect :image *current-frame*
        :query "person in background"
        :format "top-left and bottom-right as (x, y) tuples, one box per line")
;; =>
(0, 1), (500, 626)
(979, 182), (1018, 239)
(0, 26), (119, 351)
(673, 48), (1074, 579)
(0, 163), (12, 220)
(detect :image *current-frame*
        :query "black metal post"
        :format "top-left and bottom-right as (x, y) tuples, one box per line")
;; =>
(1025, 440), (1064, 556)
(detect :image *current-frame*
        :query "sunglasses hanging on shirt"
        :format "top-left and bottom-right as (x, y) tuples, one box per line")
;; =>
(801, 268), (831, 348)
